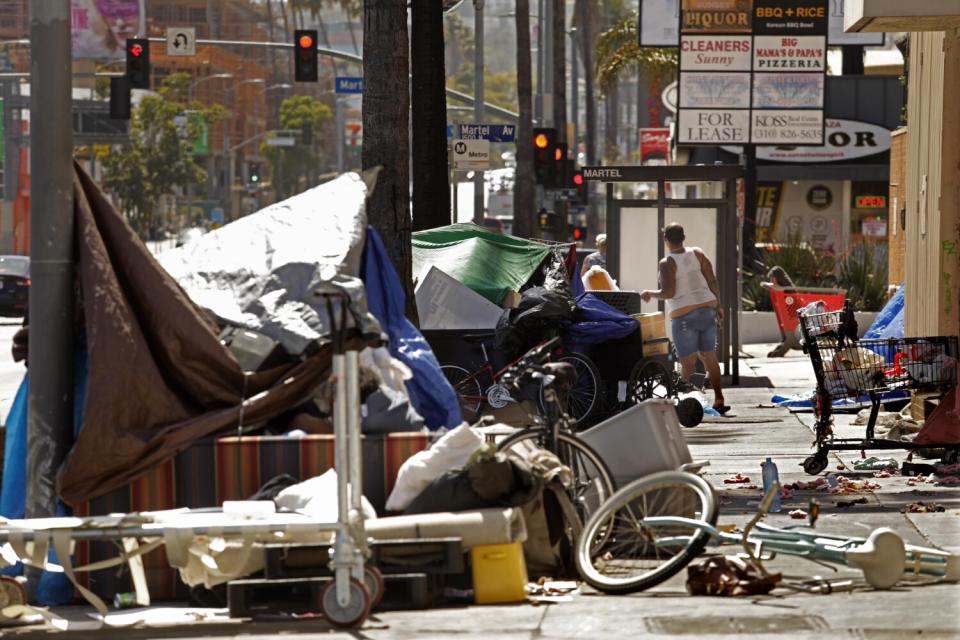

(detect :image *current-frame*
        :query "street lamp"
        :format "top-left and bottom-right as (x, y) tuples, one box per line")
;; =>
(186, 72), (234, 103)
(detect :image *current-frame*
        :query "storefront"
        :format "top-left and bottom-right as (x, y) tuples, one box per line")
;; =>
(687, 75), (903, 256)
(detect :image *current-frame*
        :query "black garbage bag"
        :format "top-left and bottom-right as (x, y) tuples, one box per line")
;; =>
(403, 453), (542, 515)
(494, 286), (576, 356)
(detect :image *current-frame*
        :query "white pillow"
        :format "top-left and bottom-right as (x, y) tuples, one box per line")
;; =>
(275, 469), (378, 520)
(385, 423), (483, 512)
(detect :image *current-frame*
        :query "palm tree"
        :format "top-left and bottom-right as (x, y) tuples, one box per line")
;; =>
(595, 13), (677, 91)
(363, 0), (417, 319)
(411, 0), (450, 232)
(512, 0), (535, 240)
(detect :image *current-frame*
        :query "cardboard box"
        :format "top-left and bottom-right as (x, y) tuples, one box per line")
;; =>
(633, 312), (669, 356)
(415, 266), (504, 330)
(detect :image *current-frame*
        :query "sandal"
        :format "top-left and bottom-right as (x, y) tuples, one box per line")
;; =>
(712, 404), (732, 415)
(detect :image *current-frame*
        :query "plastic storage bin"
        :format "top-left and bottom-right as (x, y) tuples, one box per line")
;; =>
(471, 542), (528, 604)
(579, 399), (692, 487)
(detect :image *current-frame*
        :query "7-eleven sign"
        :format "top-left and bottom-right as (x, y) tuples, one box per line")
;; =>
(345, 121), (362, 147)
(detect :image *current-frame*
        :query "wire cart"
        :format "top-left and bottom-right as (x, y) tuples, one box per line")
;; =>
(798, 300), (959, 475)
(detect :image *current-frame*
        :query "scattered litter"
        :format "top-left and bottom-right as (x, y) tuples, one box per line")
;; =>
(936, 476), (960, 486)
(789, 509), (808, 519)
(853, 457), (899, 471)
(873, 470), (892, 478)
(835, 497), (868, 509)
(526, 580), (580, 604)
(786, 476), (880, 495)
(836, 464), (846, 471)
(686, 555), (781, 597)
(779, 486), (795, 500)
(901, 501), (946, 513)
(724, 474), (752, 484)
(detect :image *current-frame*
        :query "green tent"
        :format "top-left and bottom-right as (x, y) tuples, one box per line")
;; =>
(412, 223), (554, 305)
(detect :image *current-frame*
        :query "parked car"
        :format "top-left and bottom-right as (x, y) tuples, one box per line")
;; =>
(0, 255), (30, 316)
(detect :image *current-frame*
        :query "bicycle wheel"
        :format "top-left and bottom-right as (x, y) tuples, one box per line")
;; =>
(544, 352), (602, 428)
(575, 471), (718, 594)
(498, 429), (615, 526)
(441, 365), (483, 419)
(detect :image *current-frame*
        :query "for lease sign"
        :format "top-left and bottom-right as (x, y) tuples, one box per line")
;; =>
(678, 109), (750, 143)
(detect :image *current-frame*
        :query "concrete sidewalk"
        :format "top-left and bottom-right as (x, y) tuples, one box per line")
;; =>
(7, 344), (959, 639)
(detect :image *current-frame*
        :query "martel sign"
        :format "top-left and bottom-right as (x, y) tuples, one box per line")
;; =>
(722, 119), (891, 161)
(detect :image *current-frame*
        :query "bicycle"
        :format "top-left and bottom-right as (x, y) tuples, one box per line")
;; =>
(493, 337), (615, 528)
(575, 471), (958, 594)
(441, 333), (602, 428)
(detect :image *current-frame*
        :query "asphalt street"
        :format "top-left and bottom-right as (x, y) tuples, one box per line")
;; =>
(2, 343), (958, 639)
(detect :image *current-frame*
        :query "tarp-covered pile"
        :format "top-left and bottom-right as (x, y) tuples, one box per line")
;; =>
(412, 223), (553, 305)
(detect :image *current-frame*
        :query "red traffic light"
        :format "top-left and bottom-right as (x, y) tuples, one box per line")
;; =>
(129, 43), (143, 57)
(298, 34), (315, 49)
(573, 172), (584, 186)
(572, 227), (583, 240)
(554, 148), (563, 161)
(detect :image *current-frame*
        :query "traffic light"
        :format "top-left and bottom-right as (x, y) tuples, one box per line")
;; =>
(532, 127), (558, 187)
(247, 162), (261, 184)
(125, 38), (150, 89)
(569, 225), (588, 242)
(572, 167), (587, 205)
(294, 30), (319, 82)
(109, 76), (131, 120)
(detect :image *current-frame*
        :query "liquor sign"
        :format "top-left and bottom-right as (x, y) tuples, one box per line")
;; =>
(639, 128), (671, 164)
(681, 0), (753, 33)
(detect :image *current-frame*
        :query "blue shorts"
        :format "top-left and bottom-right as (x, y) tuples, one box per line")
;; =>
(672, 307), (718, 358)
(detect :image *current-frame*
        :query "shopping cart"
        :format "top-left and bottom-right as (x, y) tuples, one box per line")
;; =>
(798, 300), (959, 475)
(766, 285), (846, 357)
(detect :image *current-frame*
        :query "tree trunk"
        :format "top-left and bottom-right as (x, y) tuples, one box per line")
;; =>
(604, 82), (619, 162)
(513, 0), (535, 240)
(363, 0), (416, 320)
(552, 0), (566, 145)
(576, 0), (596, 166)
(411, 0), (450, 232)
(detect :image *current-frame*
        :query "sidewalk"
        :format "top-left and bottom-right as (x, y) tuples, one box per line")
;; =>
(6, 344), (959, 639)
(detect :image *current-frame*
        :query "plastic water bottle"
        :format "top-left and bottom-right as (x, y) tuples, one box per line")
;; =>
(761, 458), (782, 513)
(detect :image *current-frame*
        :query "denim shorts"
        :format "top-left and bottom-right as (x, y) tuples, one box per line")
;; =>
(671, 307), (718, 358)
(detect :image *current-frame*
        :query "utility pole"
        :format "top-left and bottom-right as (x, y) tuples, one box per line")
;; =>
(472, 0), (485, 224)
(26, 0), (74, 597)
(570, 28), (579, 161)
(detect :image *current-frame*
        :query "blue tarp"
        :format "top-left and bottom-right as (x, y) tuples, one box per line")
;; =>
(565, 293), (638, 347)
(0, 343), (88, 605)
(361, 227), (462, 429)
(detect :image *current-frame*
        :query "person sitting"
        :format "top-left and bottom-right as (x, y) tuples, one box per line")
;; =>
(641, 223), (729, 415)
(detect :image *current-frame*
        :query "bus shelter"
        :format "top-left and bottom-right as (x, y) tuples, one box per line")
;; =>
(583, 164), (743, 383)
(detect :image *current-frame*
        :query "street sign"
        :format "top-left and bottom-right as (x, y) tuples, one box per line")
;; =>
(335, 77), (363, 94)
(452, 139), (491, 170)
(266, 136), (296, 146)
(166, 27), (196, 56)
(455, 124), (516, 142)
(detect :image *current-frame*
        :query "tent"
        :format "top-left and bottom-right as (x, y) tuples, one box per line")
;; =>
(412, 223), (554, 305)
(5, 166), (457, 509)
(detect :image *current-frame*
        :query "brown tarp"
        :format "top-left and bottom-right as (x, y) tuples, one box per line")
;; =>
(57, 163), (362, 506)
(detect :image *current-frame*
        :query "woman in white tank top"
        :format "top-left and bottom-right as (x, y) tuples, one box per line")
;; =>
(641, 223), (729, 414)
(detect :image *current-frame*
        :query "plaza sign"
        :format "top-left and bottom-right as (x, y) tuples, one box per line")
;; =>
(722, 119), (892, 161)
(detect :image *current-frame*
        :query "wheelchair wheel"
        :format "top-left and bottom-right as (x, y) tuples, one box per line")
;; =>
(575, 471), (718, 594)
(628, 360), (673, 403)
